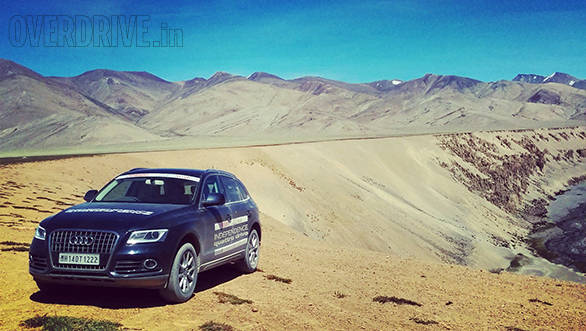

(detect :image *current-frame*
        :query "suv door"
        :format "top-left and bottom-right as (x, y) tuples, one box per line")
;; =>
(215, 176), (251, 256)
(198, 175), (232, 264)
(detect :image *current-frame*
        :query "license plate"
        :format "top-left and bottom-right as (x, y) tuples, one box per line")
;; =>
(59, 253), (100, 265)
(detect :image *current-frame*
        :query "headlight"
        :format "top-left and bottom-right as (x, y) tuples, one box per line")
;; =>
(127, 229), (168, 244)
(34, 226), (46, 240)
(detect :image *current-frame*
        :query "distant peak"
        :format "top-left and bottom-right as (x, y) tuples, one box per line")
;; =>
(548, 71), (567, 76)
(204, 71), (244, 86)
(513, 72), (584, 89)
(78, 68), (113, 75)
(73, 69), (123, 81)
(543, 72), (577, 84)
(368, 79), (403, 91)
(512, 74), (545, 84)
(0, 58), (43, 79)
(186, 77), (206, 83)
(182, 76), (206, 87)
(248, 72), (283, 81)
(410, 74), (482, 93)
(209, 71), (234, 79)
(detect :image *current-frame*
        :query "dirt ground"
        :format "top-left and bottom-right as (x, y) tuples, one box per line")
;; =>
(0, 146), (585, 330)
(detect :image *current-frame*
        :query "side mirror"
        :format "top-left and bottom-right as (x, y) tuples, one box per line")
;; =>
(202, 193), (225, 207)
(84, 190), (98, 202)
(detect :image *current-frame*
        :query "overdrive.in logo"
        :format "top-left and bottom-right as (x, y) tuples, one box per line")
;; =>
(8, 15), (183, 47)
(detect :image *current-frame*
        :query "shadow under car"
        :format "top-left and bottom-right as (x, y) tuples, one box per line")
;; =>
(29, 264), (243, 308)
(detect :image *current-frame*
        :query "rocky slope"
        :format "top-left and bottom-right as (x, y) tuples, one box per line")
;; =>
(436, 127), (586, 278)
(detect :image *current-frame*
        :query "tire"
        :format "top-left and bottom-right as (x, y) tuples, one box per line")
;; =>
(237, 228), (260, 273)
(159, 243), (199, 303)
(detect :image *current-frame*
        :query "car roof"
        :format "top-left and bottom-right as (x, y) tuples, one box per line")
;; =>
(121, 168), (235, 178)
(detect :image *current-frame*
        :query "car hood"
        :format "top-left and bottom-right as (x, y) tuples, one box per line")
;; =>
(45, 202), (189, 231)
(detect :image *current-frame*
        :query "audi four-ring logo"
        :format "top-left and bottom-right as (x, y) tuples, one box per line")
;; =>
(69, 235), (94, 246)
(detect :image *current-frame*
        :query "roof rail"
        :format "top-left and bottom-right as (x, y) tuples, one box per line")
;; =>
(205, 168), (232, 176)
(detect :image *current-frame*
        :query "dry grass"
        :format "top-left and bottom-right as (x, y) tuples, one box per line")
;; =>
(529, 298), (553, 306)
(333, 291), (346, 299)
(373, 296), (422, 306)
(1, 246), (29, 252)
(0, 241), (29, 252)
(214, 292), (253, 305)
(21, 314), (122, 330)
(0, 241), (29, 246)
(199, 321), (234, 331)
(264, 274), (292, 284)
(409, 317), (438, 325)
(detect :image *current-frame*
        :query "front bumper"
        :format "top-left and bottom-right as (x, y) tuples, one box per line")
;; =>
(29, 237), (172, 289)
(30, 269), (169, 288)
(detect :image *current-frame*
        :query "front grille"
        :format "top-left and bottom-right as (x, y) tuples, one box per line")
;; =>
(49, 230), (118, 271)
(50, 230), (117, 253)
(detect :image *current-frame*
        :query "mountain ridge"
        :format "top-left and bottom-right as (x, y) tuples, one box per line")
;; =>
(1, 58), (585, 152)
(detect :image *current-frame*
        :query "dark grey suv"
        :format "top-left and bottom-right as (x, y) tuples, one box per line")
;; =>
(29, 168), (261, 303)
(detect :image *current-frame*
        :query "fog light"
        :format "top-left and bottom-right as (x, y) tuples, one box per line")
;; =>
(143, 259), (158, 270)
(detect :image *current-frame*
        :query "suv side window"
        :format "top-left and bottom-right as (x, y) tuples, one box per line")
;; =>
(221, 176), (245, 203)
(236, 180), (249, 199)
(201, 175), (224, 202)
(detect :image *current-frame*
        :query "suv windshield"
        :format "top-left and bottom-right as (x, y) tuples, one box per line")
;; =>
(95, 177), (198, 204)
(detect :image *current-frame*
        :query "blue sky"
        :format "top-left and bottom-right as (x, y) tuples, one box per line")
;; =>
(1, 0), (585, 82)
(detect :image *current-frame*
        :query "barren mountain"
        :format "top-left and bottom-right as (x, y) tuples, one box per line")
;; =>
(49, 69), (180, 122)
(140, 72), (586, 139)
(0, 59), (160, 150)
(1, 58), (585, 154)
(138, 76), (379, 136)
